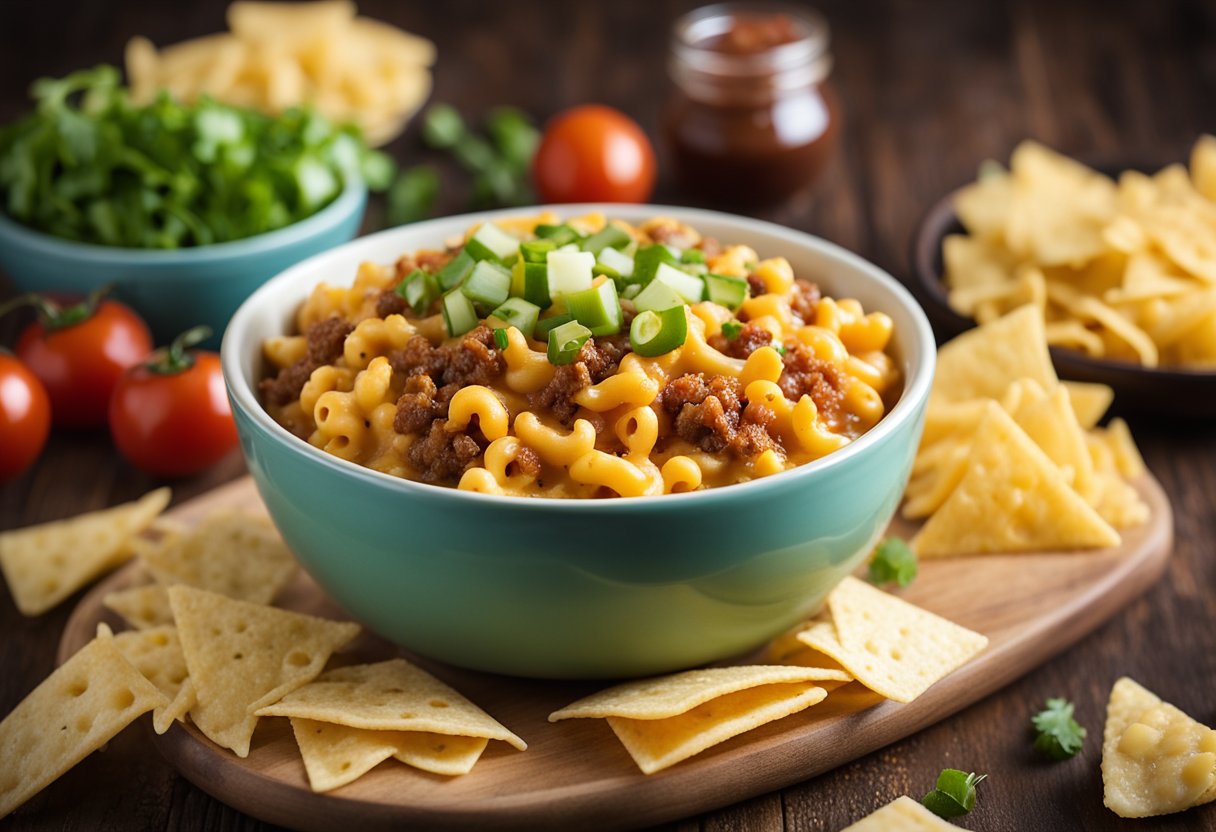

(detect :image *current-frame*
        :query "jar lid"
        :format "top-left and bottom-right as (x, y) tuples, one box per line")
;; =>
(671, 3), (832, 89)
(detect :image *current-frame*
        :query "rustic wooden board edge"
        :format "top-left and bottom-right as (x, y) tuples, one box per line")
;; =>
(58, 474), (1173, 832)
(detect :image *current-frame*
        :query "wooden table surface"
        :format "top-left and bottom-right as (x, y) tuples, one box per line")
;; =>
(2, 1), (1214, 830)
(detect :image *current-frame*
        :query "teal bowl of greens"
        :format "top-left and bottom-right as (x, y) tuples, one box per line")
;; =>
(0, 181), (366, 345)
(222, 205), (935, 680)
(0, 66), (385, 344)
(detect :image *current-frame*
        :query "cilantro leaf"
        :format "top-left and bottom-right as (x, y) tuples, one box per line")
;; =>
(922, 769), (986, 818)
(1032, 697), (1087, 760)
(867, 537), (918, 587)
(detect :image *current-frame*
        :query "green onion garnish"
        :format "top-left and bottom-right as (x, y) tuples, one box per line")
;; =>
(520, 239), (556, 263)
(632, 244), (679, 286)
(461, 260), (512, 312)
(394, 268), (439, 315)
(437, 250), (476, 291)
(632, 279), (685, 314)
(488, 297), (541, 339)
(922, 770), (986, 819)
(535, 312), (575, 340)
(463, 222), (519, 262)
(653, 262), (705, 304)
(704, 273), (749, 311)
(581, 225), (631, 255)
(680, 248), (706, 264)
(441, 288), (480, 337)
(493, 328), (509, 350)
(547, 320), (593, 365)
(535, 223), (582, 247)
(629, 306), (688, 357)
(565, 279), (622, 336)
(721, 320), (743, 340)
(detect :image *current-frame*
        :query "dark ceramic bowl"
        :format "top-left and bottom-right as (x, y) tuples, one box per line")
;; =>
(910, 187), (1216, 420)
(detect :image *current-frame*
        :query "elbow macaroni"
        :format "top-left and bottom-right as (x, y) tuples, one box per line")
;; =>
(262, 215), (902, 498)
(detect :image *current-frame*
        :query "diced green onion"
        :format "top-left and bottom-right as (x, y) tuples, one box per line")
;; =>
(630, 306), (688, 357)
(520, 239), (556, 263)
(564, 279), (621, 336)
(547, 320), (592, 365)
(535, 312), (574, 340)
(581, 225), (631, 255)
(598, 246), (634, 279)
(535, 223), (582, 247)
(464, 222), (519, 262)
(437, 250), (476, 290)
(519, 260), (552, 308)
(704, 273), (749, 311)
(442, 288), (480, 337)
(547, 250), (596, 296)
(621, 283), (642, 300)
(493, 328), (509, 350)
(394, 268), (439, 314)
(632, 244), (678, 286)
(721, 320), (743, 340)
(680, 248), (706, 264)
(654, 262), (705, 304)
(632, 279), (685, 313)
(461, 260), (512, 311)
(488, 296), (541, 338)
(592, 262), (621, 279)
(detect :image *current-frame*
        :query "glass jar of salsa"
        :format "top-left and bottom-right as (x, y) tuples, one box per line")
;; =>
(663, 4), (838, 206)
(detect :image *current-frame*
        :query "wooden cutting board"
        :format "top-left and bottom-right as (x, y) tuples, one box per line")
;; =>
(59, 474), (1173, 831)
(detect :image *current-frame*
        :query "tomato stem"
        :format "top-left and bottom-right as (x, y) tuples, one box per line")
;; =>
(146, 326), (211, 375)
(0, 284), (112, 331)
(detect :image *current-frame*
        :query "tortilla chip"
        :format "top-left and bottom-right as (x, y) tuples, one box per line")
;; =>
(0, 635), (168, 819)
(103, 584), (174, 631)
(930, 305), (1056, 405)
(1006, 382), (1096, 500)
(169, 586), (359, 757)
(842, 795), (965, 831)
(0, 488), (170, 616)
(290, 718), (398, 792)
(796, 577), (988, 703)
(108, 625), (194, 735)
(255, 658), (524, 751)
(139, 511), (297, 604)
(550, 665), (846, 774)
(912, 406), (1120, 556)
(1102, 677), (1216, 818)
(392, 731), (488, 776)
(1060, 380), (1113, 429)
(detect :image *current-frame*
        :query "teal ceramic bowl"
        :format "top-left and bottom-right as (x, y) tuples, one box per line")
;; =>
(222, 205), (935, 679)
(0, 181), (366, 346)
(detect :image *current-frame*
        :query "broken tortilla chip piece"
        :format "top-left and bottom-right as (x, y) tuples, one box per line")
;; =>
(169, 585), (359, 757)
(1102, 677), (1216, 818)
(0, 488), (170, 616)
(138, 511), (297, 604)
(796, 577), (988, 704)
(841, 795), (965, 831)
(103, 584), (174, 630)
(255, 658), (525, 751)
(107, 625), (195, 735)
(0, 634), (168, 819)
(912, 405), (1120, 557)
(549, 665), (847, 774)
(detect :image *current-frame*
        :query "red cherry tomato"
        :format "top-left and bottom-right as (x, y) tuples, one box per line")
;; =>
(13, 293), (152, 428)
(0, 353), (51, 480)
(532, 105), (657, 203)
(109, 328), (239, 478)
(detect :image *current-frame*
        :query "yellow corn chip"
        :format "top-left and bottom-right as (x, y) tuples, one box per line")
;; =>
(797, 577), (988, 703)
(0, 488), (170, 616)
(108, 625), (193, 735)
(550, 666), (846, 774)
(289, 718), (397, 792)
(0, 635), (168, 819)
(1060, 380), (1113, 429)
(912, 405), (1120, 556)
(392, 731), (488, 776)
(842, 795), (965, 831)
(929, 305), (1056, 405)
(103, 584), (173, 630)
(255, 658), (525, 751)
(1102, 677), (1216, 818)
(1097, 417), (1147, 479)
(139, 511), (297, 605)
(169, 586), (359, 757)
(1006, 383), (1096, 501)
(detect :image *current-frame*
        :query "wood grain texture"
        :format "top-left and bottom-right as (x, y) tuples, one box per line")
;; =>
(2, 0), (1216, 830)
(54, 474), (1171, 831)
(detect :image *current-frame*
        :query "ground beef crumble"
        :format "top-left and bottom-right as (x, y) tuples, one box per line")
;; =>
(406, 419), (485, 483)
(659, 373), (777, 458)
(708, 321), (773, 358)
(529, 337), (626, 424)
(259, 316), (353, 407)
(779, 342), (845, 427)
(788, 278), (822, 325)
